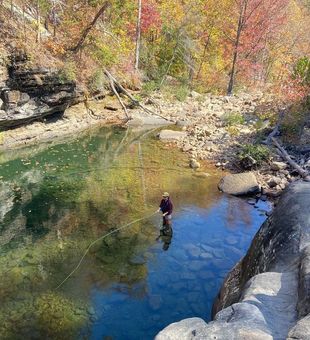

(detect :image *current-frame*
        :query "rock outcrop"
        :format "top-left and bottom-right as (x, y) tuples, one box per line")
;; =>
(157, 181), (310, 339)
(0, 51), (83, 128)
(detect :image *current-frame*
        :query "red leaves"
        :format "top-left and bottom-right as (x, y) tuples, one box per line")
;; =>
(141, 0), (162, 34)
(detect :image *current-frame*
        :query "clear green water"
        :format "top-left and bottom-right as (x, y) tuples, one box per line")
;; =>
(0, 126), (270, 339)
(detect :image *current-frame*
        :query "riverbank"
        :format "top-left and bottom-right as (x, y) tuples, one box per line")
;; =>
(0, 99), (125, 149)
(1, 91), (309, 198)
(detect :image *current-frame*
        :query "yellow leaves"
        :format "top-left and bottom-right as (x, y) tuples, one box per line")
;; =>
(158, 1), (185, 26)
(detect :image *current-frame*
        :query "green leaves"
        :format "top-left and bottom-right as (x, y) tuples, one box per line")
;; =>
(293, 57), (310, 85)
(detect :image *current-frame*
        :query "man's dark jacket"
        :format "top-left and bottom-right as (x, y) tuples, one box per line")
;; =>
(159, 198), (173, 215)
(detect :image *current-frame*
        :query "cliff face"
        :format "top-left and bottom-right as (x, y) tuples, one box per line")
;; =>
(0, 51), (83, 128)
(156, 181), (310, 339)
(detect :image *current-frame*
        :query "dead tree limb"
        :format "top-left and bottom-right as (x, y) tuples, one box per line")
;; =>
(272, 137), (309, 178)
(104, 70), (130, 119)
(103, 68), (172, 122)
(70, 1), (110, 53)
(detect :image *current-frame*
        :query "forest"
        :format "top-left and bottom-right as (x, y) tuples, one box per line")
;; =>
(1, 0), (309, 103)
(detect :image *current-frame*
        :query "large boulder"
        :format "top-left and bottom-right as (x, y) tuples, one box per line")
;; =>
(157, 181), (310, 339)
(0, 51), (83, 128)
(288, 314), (310, 339)
(127, 114), (172, 127)
(157, 272), (296, 340)
(218, 172), (260, 195)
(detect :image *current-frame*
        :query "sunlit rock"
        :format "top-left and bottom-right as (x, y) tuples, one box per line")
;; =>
(218, 172), (260, 195)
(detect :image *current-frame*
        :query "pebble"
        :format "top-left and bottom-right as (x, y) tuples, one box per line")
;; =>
(190, 159), (200, 169)
(247, 198), (257, 205)
(225, 236), (238, 245)
(200, 252), (213, 260)
(260, 195), (267, 201)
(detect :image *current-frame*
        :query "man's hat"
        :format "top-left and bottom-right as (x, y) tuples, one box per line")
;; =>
(162, 192), (169, 197)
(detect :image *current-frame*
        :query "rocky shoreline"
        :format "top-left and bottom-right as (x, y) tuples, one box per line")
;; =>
(2, 90), (309, 199)
(0, 100), (125, 150)
(147, 91), (309, 199)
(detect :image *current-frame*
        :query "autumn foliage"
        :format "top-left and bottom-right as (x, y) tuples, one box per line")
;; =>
(1, 0), (309, 100)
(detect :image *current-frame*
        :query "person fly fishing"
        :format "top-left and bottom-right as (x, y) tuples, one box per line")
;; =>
(157, 192), (173, 230)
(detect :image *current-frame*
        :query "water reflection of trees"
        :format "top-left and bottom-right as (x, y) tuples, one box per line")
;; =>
(0, 126), (224, 338)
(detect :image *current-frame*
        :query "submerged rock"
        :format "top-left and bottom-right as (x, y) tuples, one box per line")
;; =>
(218, 172), (260, 195)
(190, 159), (200, 169)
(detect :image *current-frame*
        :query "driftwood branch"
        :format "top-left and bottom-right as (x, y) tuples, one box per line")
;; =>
(104, 69), (130, 119)
(70, 1), (110, 53)
(103, 68), (172, 122)
(272, 137), (309, 178)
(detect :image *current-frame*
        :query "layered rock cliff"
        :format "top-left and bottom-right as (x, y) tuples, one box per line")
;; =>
(156, 181), (310, 339)
(0, 51), (83, 128)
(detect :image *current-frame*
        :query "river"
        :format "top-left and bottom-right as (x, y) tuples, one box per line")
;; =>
(0, 126), (270, 339)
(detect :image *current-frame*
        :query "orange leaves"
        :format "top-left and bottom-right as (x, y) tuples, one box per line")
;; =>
(43, 39), (65, 56)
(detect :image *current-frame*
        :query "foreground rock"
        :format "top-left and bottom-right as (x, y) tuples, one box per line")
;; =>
(0, 51), (83, 128)
(157, 273), (296, 339)
(157, 181), (310, 339)
(218, 172), (260, 195)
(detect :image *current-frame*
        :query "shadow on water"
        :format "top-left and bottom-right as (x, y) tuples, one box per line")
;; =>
(0, 126), (271, 339)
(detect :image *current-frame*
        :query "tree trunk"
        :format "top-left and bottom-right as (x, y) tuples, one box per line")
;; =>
(134, 0), (142, 70)
(70, 1), (110, 53)
(196, 28), (213, 80)
(23, 4), (26, 41)
(227, 0), (248, 95)
(36, 0), (41, 44)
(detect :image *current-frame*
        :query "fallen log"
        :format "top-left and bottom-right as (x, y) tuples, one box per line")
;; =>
(272, 137), (309, 179)
(103, 68), (172, 122)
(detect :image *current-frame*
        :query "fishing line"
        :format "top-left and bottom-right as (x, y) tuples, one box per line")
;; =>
(55, 211), (157, 290)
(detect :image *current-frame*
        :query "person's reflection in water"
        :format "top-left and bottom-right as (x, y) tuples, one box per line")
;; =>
(156, 225), (173, 251)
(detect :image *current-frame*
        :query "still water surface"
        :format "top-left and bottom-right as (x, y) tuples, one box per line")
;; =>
(0, 126), (270, 339)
